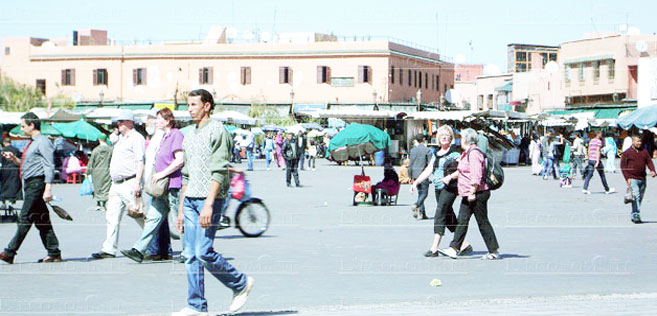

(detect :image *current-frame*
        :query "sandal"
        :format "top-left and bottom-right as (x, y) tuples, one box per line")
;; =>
(481, 252), (500, 260)
(423, 250), (439, 258)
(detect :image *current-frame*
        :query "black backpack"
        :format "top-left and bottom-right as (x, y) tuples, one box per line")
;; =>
(469, 147), (504, 190)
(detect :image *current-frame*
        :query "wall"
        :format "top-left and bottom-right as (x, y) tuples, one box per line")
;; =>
(637, 57), (657, 108)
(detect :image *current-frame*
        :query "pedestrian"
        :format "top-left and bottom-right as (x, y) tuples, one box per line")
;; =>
(439, 128), (501, 260)
(0, 138), (22, 208)
(274, 131), (286, 169)
(398, 158), (411, 184)
(232, 137), (242, 164)
(582, 131), (615, 194)
(282, 131), (301, 187)
(529, 134), (542, 175)
(539, 131), (552, 177)
(604, 136), (617, 173)
(519, 134), (530, 165)
(121, 108), (184, 263)
(240, 132), (255, 171)
(542, 134), (560, 180)
(264, 133), (275, 170)
(174, 89), (254, 315)
(410, 125), (473, 258)
(86, 134), (113, 211)
(409, 134), (432, 220)
(620, 134), (656, 224)
(90, 110), (146, 259)
(0, 112), (62, 264)
(307, 140), (317, 171)
(297, 131), (307, 170)
(571, 132), (586, 178)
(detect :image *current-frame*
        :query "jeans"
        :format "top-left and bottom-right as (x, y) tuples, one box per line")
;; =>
(450, 190), (499, 253)
(246, 148), (254, 171)
(434, 188), (458, 235)
(308, 156), (316, 169)
(572, 155), (585, 176)
(630, 178), (647, 216)
(265, 150), (272, 169)
(414, 180), (430, 214)
(542, 157), (557, 178)
(299, 153), (306, 170)
(183, 197), (247, 312)
(286, 159), (300, 185)
(5, 176), (60, 257)
(134, 189), (179, 255)
(583, 160), (610, 191)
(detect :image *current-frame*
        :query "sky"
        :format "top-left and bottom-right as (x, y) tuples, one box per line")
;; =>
(1, 0), (656, 70)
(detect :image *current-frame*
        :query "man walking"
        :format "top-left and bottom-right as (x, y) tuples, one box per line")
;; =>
(0, 112), (62, 264)
(571, 132), (586, 178)
(174, 89), (253, 316)
(91, 110), (145, 259)
(409, 134), (432, 219)
(297, 131), (307, 170)
(582, 131), (615, 194)
(86, 134), (113, 211)
(621, 134), (656, 224)
(282, 131), (301, 187)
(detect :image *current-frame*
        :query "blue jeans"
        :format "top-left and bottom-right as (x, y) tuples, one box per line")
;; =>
(414, 180), (430, 213)
(246, 148), (254, 170)
(183, 197), (246, 312)
(136, 190), (178, 256)
(542, 157), (557, 178)
(265, 150), (272, 169)
(630, 179), (647, 216)
(583, 160), (609, 191)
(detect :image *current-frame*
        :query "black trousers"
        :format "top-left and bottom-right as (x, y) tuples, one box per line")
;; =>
(450, 190), (499, 253)
(286, 159), (300, 185)
(434, 188), (458, 235)
(583, 160), (609, 191)
(5, 176), (61, 257)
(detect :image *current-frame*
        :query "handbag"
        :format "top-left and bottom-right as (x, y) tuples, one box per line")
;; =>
(624, 187), (635, 204)
(145, 175), (169, 197)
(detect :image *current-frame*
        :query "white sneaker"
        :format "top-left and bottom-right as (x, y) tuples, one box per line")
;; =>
(437, 247), (458, 259)
(229, 276), (255, 313)
(171, 307), (208, 316)
(582, 190), (591, 194)
(605, 187), (616, 194)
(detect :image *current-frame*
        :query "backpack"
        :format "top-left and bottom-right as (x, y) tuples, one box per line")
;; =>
(469, 147), (504, 190)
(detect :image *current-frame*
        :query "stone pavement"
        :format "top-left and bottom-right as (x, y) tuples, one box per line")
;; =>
(0, 159), (656, 315)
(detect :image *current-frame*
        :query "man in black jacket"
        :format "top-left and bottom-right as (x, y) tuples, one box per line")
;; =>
(282, 132), (301, 187)
(409, 134), (432, 219)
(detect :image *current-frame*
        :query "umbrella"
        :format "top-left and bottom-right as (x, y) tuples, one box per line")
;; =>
(285, 124), (306, 134)
(307, 129), (325, 138)
(617, 105), (657, 130)
(53, 119), (104, 141)
(224, 124), (239, 133)
(328, 123), (390, 162)
(261, 124), (285, 132)
(9, 123), (62, 137)
(325, 128), (339, 137)
(251, 127), (265, 135)
(301, 122), (324, 130)
(231, 128), (250, 136)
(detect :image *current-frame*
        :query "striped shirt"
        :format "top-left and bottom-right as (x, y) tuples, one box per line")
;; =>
(587, 138), (602, 161)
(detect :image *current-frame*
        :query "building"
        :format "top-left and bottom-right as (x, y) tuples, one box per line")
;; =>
(560, 33), (657, 107)
(507, 43), (559, 73)
(0, 28), (454, 110)
(637, 55), (657, 108)
(451, 64), (483, 109)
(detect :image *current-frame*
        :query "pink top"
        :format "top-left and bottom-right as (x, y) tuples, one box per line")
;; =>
(588, 138), (602, 160)
(457, 146), (489, 197)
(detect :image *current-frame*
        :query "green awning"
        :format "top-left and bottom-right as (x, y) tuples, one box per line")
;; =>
(494, 81), (513, 92)
(564, 55), (614, 65)
(118, 105), (152, 110)
(548, 106), (636, 119)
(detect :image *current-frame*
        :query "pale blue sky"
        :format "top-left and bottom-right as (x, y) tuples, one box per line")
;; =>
(1, 0), (655, 69)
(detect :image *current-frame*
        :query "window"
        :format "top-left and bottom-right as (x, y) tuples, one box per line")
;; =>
(541, 53), (548, 65)
(436, 75), (440, 91)
(241, 67), (252, 85)
(4, 47), (9, 55)
(549, 53), (557, 62)
(408, 70), (411, 86)
(418, 71), (422, 89)
(399, 68), (403, 85)
(608, 59), (615, 81)
(564, 64), (571, 84)
(358, 65), (371, 84)
(516, 51), (527, 62)
(517, 63), (527, 72)
(279, 66), (292, 84)
(36, 79), (46, 95)
(477, 95), (484, 109)
(487, 94), (494, 109)
(93, 69), (108, 85)
(390, 66), (395, 84)
(425, 73), (428, 90)
(593, 61), (600, 83)
(317, 66), (330, 84)
(133, 68), (147, 86)
(61, 69), (75, 86)
(578, 63), (585, 82)
(199, 67), (213, 85)
(414, 70), (417, 88)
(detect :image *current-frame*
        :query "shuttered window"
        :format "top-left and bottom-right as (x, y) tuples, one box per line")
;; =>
(93, 69), (107, 86)
(317, 66), (330, 84)
(399, 68), (403, 86)
(408, 70), (411, 86)
(357, 65), (371, 84)
(390, 66), (395, 84)
(279, 66), (292, 84)
(240, 67), (251, 85)
(199, 67), (213, 85)
(61, 69), (75, 86)
(133, 68), (147, 86)
(418, 71), (422, 89)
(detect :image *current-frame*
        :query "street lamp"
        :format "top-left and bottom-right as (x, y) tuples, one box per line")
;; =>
(290, 89), (295, 105)
(99, 91), (104, 107)
(416, 89), (422, 111)
(372, 90), (378, 110)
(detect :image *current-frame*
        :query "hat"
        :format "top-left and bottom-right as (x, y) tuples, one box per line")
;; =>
(114, 110), (134, 122)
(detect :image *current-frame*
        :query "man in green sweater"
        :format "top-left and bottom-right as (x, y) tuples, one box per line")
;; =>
(173, 89), (254, 316)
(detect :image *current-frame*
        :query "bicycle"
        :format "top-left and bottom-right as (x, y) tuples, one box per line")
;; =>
(218, 170), (271, 238)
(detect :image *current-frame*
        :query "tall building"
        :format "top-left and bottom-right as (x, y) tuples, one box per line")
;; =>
(507, 44), (559, 73)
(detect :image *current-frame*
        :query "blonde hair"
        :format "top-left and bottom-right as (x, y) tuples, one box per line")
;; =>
(437, 125), (455, 142)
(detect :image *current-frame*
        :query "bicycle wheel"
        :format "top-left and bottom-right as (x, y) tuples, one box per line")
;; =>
(235, 199), (270, 237)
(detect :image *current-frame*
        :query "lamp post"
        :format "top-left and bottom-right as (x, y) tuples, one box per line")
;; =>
(99, 91), (104, 108)
(416, 89), (422, 111)
(372, 90), (378, 110)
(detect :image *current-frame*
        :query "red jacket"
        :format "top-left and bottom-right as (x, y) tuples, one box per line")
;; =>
(620, 147), (656, 180)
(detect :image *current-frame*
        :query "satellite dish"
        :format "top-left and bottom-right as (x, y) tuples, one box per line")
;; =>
(636, 40), (648, 53)
(545, 61), (559, 73)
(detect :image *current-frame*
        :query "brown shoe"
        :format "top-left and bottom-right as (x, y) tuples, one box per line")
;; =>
(37, 255), (62, 263)
(0, 252), (14, 264)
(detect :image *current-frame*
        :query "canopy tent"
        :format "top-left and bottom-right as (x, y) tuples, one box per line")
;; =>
(47, 108), (87, 122)
(300, 122), (324, 130)
(0, 110), (26, 124)
(405, 110), (473, 121)
(53, 119), (105, 141)
(250, 127), (265, 135)
(328, 123), (390, 162)
(261, 124), (285, 132)
(307, 129), (325, 138)
(211, 111), (258, 126)
(298, 108), (406, 120)
(285, 124), (306, 134)
(9, 123), (62, 137)
(617, 105), (657, 130)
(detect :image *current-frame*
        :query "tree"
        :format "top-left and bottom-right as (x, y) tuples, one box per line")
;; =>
(248, 102), (295, 126)
(0, 75), (45, 111)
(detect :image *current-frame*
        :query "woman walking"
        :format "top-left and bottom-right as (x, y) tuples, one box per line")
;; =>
(307, 140), (317, 170)
(529, 134), (542, 175)
(439, 128), (500, 260)
(264, 133), (275, 170)
(604, 136), (617, 173)
(274, 131), (286, 169)
(410, 125), (472, 257)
